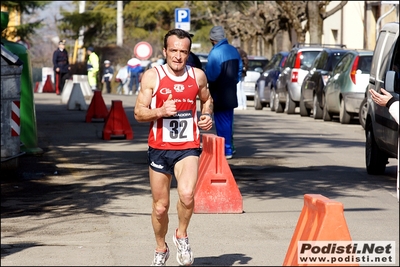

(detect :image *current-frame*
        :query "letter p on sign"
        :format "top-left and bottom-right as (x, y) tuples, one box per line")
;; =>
(175, 8), (190, 31)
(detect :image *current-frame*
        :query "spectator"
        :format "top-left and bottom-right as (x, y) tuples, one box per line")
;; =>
(156, 54), (165, 65)
(134, 28), (213, 266)
(101, 60), (114, 94)
(86, 46), (100, 90)
(127, 57), (144, 95)
(115, 65), (130, 95)
(186, 33), (203, 69)
(205, 26), (242, 159)
(236, 46), (249, 110)
(52, 40), (70, 94)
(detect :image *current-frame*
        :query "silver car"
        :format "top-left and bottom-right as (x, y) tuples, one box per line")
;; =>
(323, 50), (373, 124)
(275, 45), (325, 114)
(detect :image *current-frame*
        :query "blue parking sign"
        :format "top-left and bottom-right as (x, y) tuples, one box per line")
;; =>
(175, 8), (190, 31)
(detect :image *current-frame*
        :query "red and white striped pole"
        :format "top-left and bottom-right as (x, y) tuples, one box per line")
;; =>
(11, 100), (20, 137)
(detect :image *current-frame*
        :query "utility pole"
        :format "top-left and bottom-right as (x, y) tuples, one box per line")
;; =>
(117, 1), (123, 46)
(77, 1), (85, 62)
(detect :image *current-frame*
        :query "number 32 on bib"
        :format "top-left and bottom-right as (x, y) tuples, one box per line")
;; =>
(162, 110), (194, 142)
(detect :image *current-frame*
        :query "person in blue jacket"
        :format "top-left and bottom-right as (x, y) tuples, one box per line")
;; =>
(205, 26), (242, 159)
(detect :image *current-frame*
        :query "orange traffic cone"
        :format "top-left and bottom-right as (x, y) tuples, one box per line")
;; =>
(34, 81), (40, 93)
(102, 100), (133, 140)
(85, 90), (109, 122)
(42, 74), (55, 93)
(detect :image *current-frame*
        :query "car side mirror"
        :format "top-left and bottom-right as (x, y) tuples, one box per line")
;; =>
(385, 70), (396, 93)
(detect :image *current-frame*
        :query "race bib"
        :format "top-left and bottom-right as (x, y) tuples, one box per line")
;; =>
(162, 110), (194, 142)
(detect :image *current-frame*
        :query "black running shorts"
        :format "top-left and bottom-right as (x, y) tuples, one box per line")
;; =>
(147, 147), (201, 175)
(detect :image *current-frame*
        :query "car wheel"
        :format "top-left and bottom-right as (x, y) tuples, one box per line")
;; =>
(285, 92), (296, 114)
(359, 96), (368, 129)
(299, 93), (309, 117)
(275, 95), (284, 113)
(313, 94), (323, 119)
(322, 96), (332, 121)
(339, 98), (352, 124)
(270, 89), (276, 111)
(365, 123), (387, 175)
(254, 90), (263, 110)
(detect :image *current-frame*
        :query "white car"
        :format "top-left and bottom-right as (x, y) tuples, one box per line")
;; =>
(243, 56), (269, 99)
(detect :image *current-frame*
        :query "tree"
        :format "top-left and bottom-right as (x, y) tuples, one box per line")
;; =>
(276, 1), (348, 45)
(1, 1), (49, 43)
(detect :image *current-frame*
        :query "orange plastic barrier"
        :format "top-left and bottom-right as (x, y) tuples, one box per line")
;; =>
(194, 134), (243, 214)
(102, 100), (133, 140)
(42, 74), (55, 93)
(283, 194), (356, 266)
(85, 90), (109, 122)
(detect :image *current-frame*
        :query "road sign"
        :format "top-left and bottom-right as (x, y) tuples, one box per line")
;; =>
(175, 8), (190, 31)
(134, 42), (153, 60)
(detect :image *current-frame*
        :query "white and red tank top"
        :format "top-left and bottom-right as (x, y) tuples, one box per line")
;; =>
(148, 65), (200, 150)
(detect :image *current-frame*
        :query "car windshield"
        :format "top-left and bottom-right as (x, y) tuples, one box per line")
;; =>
(300, 51), (321, 69)
(248, 59), (269, 71)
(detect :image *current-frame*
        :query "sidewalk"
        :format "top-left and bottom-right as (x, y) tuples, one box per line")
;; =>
(1, 92), (398, 266)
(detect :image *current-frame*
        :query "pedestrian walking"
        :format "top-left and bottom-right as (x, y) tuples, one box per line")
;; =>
(134, 28), (213, 266)
(101, 60), (114, 94)
(52, 40), (70, 94)
(236, 46), (249, 110)
(205, 26), (242, 159)
(86, 46), (99, 90)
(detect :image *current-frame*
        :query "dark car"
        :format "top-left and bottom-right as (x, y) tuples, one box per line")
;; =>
(299, 47), (348, 119)
(365, 22), (399, 175)
(254, 51), (289, 110)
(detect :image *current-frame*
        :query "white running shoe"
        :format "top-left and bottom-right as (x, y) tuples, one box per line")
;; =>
(172, 229), (194, 266)
(151, 243), (170, 266)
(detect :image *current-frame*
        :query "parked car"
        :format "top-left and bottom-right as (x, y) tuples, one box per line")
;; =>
(254, 51), (289, 110)
(365, 22), (399, 175)
(299, 47), (348, 119)
(275, 44), (327, 114)
(195, 52), (208, 71)
(243, 56), (269, 100)
(358, 88), (368, 129)
(323, 50), (373, 124)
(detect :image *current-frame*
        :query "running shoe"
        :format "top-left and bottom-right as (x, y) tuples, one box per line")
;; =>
(172, 229), (194, 266)
(151, 243), (170, 266)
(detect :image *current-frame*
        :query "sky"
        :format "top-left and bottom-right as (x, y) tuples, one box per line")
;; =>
(28, 1), (75, 44)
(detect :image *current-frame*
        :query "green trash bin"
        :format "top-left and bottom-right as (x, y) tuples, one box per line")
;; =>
(1, 45), (25, 170)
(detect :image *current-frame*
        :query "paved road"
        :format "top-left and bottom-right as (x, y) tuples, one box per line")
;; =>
(1, 92), (398, 266)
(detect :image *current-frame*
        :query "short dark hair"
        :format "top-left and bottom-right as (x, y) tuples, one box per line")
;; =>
(163, 29), (192, 51)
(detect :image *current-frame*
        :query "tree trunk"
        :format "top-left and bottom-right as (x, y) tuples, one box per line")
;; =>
(308, 1), (323, 44)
